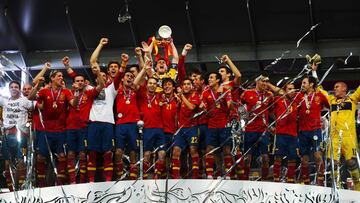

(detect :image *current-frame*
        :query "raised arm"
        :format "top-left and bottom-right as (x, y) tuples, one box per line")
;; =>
(90, 38), (108, 65)
(32, 62), (50, 85)
(120, 53), (129, 72)
(141, 41), (153, 63)
(28, 77), (45, 101)
(134, 60), (152, 88)
(92, 64), (105, 93)
(221, 55), (241, 85)
(170, 39), (179, 64)
(135, 47), (145, 71)
(62, 56), (76, 78)
(178, 44), (192, 83)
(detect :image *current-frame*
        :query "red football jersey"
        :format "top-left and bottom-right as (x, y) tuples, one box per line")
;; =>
(272, 96), (298, 136)
(240, 89), (273, 132)
(38, 87), (73, 132)
(201, 88), (232, 128)
(178, 92), (200, 128)
(137, 85), (163, 128)
(296, 91), (329, 131)
(66, 88), (99, 130)
(116, 86), (140, 124)
(160, 94), (178, 134)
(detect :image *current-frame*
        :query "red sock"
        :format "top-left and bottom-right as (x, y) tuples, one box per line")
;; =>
(205, 155), (214, 178)
(273, 159), (282, 182)
(4, 170), (13, 191)
(235, 152), (246, 180)
(129, 163), (138, 180)
(36, 158), (46, 187)
(287, 161), (296, 183)
(18, 166), (26, 187)
(103, 151), (113, 181)
(171, 158), (181, 179)
(261, 164), (269, 181)
(224, 155), (234, 178)
(67, 157), (76, 184)
(57, 155), (67, 185)
(87, 151), (97, 182)
(115, 160), (124, 179)
(79, 156), (87, 183)
(143, 161), (150, 179)
(316, 162), (325, 186)
(192, 156), (200, 179)
(301, 164), (310, 184)
(154, 160), (165, 179)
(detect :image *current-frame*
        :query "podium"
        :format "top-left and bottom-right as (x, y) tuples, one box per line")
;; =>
(0, 180), (359, 202)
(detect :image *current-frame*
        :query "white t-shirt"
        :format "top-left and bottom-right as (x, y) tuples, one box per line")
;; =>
(89, 83), (117, 124)
(0, 96), (33, 132)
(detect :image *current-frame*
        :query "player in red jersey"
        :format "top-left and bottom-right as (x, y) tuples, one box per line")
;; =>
(201, 72), (233, 179)
(114, 66), (143, 180)
(65, 65), (104, 184)
(240, 73), (273, 181)
(29, 67), (79, 186)
(171, 78), (201, 179)
(268, 83), (299, 183)
(217, 55), (243, 179)
(297, 75), (329, 185)
(136, 61), (167, 178)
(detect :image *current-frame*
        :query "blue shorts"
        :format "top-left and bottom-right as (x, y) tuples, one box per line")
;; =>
(1, 134), (23, 160)
(115, 123), (139, 152)
(174, 127), (198, 150)
(198, 124), (208, 150)
(66, 128), (87, 152)
(206, 127), (232, 147)
(87, 122), (114, 152)
(244, 131), (269, 155)
(143, 128), (165, 152)
(274, 134), (299, 159)
(164, 133), (174, 152)
(299, 129), (323, 156)
(37, 131), (66, 156)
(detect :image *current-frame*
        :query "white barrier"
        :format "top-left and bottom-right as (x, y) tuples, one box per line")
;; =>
(0, 180), (359, 202)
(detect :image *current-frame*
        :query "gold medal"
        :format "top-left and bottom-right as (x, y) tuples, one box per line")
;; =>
(159, 102), (163, 106)
(216, 103), (221, 108)
(148, 104), (152, 108)
(306, 109), (310, 114)
(126, 100), (130, 104)
(53, 102), (58, 109)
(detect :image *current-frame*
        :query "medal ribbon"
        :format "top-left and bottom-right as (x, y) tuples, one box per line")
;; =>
(50, 87), (62, 105)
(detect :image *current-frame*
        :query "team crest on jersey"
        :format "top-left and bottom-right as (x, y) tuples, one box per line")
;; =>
(250, 96), (253, 99)
(60, 94), (65, 100)
(315, 96), (320, 102)
(47, 96), (50, 100)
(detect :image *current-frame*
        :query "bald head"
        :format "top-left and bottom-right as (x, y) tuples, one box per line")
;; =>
(22, 83), (32, 97)
(334, 82), (348, 98)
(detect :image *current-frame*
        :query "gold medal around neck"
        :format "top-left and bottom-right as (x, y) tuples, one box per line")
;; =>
(216, 103), (221, 108)
(148, 104), (152, 108)
(159, 102), (163, 106)
(306, 109), (310, 114)
(53, 102), (58, 109)
(126, 100), (130, 104)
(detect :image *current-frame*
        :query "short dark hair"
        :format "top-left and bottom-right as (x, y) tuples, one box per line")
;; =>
(182, 77), (192, 84)
(209, 72), (222, 84)
(303, 75), (317, 89)
(218, 65), (231, 74)
(9, 80), (21, 88)
(162, 78), (176, 87)
(73, 74), (86, 82)
(127, 64), (140, 72)
(107, 61), (120, 70)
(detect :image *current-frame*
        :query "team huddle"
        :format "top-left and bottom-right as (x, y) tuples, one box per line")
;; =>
(0, 37), (359, 192)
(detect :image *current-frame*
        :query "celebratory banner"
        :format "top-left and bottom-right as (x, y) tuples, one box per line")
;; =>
(0, 180), (359, 202)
